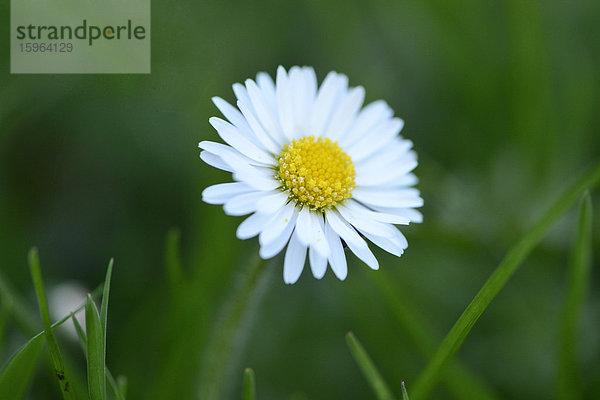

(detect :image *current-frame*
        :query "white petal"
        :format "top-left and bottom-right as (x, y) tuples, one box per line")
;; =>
(256, 72), (278, 115)
(223, 191), (271, 216)
(355, 156), (418, 187)
(352, 188), (424, 209)
(343, 199), (410, 225)
(368, 206), (423, 224)
(324, 86), (365, 141)
(288, 66), (308, 137)
(202, 182), (254, 205)
(309, 245), (327, 279)
(340, 100), (393, 148)
(236, 212), (272, 240)
(357, 227), (407, 257)
(309, 72), (348, 137)
(199, 140), (259, 167)
(325, 222), (347, 280)
(209, 117), (274, 165)
(325, 210), (379, 270)
(295, 207), (313, 246)
(301, 67), (317, 126)
(212, 97), (251, 133)
(259, 203), (297, 247)
(337, 204), (400, 238)
(245, 79), (286, 144)
(309, 212), (329, 258)
(276, 66), (295, 140)
(233, 167), (279, 191)
(283, 229), (307, 284)
(199, 151), (233, 172)
(256, 191), (289, 214)
(347, 118), (404, 162)
(259, 207), (298, 259)
(237, 99), (280, 153)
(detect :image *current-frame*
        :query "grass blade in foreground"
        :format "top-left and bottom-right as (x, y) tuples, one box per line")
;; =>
(86, 294), (106, 400)
(369, 270), (499, 400)
(413, 161), (600, 400)
(0, 334), (43, 400)
(402, 381), (410, 400)
(243, 368), (256, 400)
(346, 332), (396, 400)
(557, 193), (592, 400)
(29, 248), (74, 400)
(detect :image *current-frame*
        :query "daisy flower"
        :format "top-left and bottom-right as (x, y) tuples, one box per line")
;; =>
(200, 66), (423, 284)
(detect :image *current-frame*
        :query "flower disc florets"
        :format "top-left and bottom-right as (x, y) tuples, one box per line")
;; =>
(277, 135), (356, 210)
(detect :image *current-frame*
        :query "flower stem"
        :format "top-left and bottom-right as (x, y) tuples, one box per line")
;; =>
(197, 253), (272, 400)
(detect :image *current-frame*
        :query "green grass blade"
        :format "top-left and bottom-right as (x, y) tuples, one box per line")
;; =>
(0, 334), (44, 400)
(86, 294), (106, 400)
(369, 270), (500, 400)
(100, 259), (113, 338)
(0, 301), (10, 354)
(197, 255), (271, 400)
(402, 381), (410, 400)
(28, 248), (74, 400)
(73, 314), (124, 400)
(557, 193), (593, 400)
(117, 375), (128, 399)
(346, 332), (396, 400)
(243, 368), (256, 400)
(412, 162), (600, 400)
(165, 228), (184, 289)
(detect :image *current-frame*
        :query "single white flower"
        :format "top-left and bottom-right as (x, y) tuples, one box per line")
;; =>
(200, 66), (423, 284)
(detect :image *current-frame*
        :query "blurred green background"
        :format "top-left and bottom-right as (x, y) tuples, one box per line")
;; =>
(1, 0), (599, 399)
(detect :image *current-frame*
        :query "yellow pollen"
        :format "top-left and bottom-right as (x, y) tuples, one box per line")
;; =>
(277, 135), (356, 210)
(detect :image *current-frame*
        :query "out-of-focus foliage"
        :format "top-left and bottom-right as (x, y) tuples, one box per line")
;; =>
(0, 1), (599, 399)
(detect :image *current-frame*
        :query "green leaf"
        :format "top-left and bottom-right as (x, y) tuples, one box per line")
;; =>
(29, 247), (74, 400)
(86, 294), (106, 400)
(0, 301), (10, 355)
(197, 255), (271, 400)
(165, 228), (184, 289)
(557, 193), (593, 400)
(401, 381), (410, 400)
(73, 313), (124, 400)
(412, 162), (600, 399)
(0, 334), (43, 400)
(100, 259), (113, 339)
(117, 375), (128, 399)
(243, 368), (256, 400)
(369, 270), (500, 400)
(346, 332), (395, 400)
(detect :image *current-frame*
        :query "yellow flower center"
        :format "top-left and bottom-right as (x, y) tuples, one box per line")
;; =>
(277, 135), (356, 210)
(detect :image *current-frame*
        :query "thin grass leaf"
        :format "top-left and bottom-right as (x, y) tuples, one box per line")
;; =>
(0, 334), (43, 400)
(100, 259), (113, 337)
(28, 247), (74, 400)
(346, 332), (396, 400)
(73, 314), (124, 400)
(165, 228), (184, 289)
(557, 193), (593, 400)
(243, 368), (256, 400)
(86, 294), (106, 400)
(197, 255), (271, 400)
(369, 270), (499, 400)
(0, 301), (10, 354)
(117, 375), (128, 399)
(401, 381), (410, 400)
(413, 162), (600, 399)
(0, 269), (38, 334)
